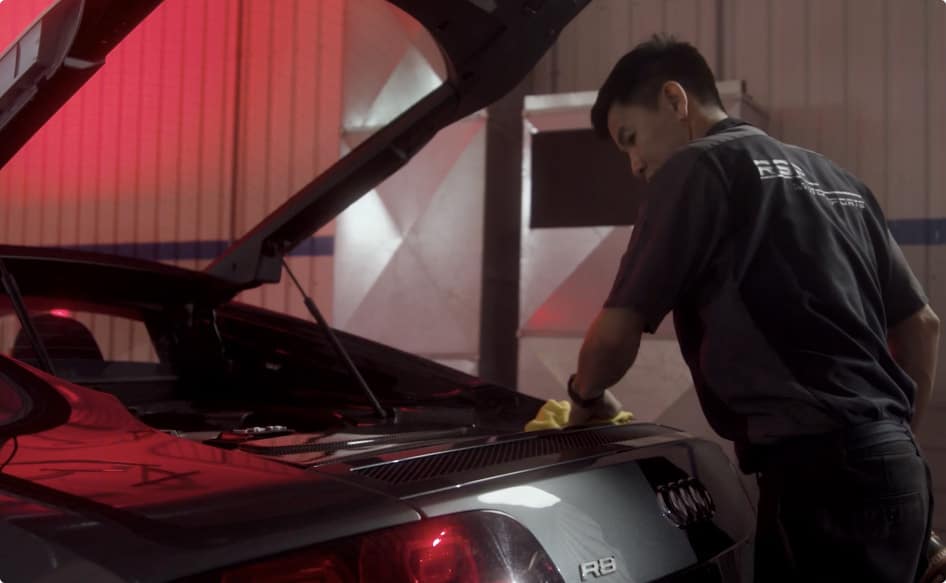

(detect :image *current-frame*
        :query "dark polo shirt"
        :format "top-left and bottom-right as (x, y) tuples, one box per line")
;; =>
(604, 118), (927, 445)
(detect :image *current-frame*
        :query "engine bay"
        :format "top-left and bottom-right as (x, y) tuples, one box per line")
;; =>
(125, 397), (481, 466)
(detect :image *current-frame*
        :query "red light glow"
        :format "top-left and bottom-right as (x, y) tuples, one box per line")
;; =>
(49, 309), (73, 318)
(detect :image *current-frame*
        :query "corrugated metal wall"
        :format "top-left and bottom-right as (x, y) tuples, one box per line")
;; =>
(231, 0), (343, 319)
(1, 0), (240, 260)
(0, 0), (343, 351)
(531, 0), (721, 95)
(530, 0), (946, 528)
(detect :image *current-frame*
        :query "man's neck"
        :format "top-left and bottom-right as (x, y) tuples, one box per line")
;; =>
(689, 108), (730, 140)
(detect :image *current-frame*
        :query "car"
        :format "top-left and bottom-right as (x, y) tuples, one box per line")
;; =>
(0, 1), (759, 581)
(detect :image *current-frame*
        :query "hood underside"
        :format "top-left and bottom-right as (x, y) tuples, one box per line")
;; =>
(0, 0), (591, 291)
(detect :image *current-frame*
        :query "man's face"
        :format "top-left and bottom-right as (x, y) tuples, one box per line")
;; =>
(606, 83), (690, 182)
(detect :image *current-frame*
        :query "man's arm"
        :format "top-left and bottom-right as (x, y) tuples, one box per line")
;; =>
(888, 304), (940, 432)
(573, 307), (646, 399)
(567, 156), (728, 422)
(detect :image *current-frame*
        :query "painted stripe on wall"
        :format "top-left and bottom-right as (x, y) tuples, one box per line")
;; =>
(38, 217), (941, 263)
(55, 236), (334, 261)
(888, 218), (946, 247)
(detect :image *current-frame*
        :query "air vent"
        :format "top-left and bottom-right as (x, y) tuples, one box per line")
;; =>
(352, 427), (634, 485)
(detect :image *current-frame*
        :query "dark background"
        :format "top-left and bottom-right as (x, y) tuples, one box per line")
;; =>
(530, 128), (644, 228)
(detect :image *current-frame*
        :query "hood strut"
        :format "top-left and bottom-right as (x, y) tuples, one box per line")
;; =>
(0, 259), (56, 375)
(282, 259), (387, 419)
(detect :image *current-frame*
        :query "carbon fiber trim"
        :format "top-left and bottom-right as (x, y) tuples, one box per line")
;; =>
(238, 427), (472, 456)
(351, 427), (646, 485)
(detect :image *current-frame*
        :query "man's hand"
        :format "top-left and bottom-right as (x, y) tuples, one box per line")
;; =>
(567, 389), (624, 426)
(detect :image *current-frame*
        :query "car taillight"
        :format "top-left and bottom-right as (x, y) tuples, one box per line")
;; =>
(359, 520), (479, 583)
(408, 537), (476, 583)
(203, 511), (563, 583)
(220, 554), (354, 583)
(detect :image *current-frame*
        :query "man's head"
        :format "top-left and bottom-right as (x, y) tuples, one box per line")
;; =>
(591, 36), (726, 181)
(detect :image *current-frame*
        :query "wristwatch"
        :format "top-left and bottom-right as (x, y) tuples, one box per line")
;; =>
(567, 374), (604, 408)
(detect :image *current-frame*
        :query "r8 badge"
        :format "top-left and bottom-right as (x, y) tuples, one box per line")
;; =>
(580, 557), (617, 580)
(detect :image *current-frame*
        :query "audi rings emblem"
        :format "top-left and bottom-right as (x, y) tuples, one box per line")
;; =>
(656, 478), (715, 528)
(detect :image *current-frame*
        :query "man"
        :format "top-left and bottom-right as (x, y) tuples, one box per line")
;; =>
(567, 35), (940, 582)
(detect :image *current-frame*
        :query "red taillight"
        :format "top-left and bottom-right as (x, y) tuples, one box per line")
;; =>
(220, 554), (354, 583)
(360, 523), (479, 583)
(205, 512), (562, 583)
(406, 535), (477, 583)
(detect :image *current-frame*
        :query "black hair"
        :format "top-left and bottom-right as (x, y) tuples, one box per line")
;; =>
(591, 35), (724, 139)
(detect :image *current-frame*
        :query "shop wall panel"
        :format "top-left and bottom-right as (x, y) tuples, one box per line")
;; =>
(844, 0), (887, 207)
(807, 0), (847, 168)
(0, 0), (343, 352)
(335, 117), (486, 365)
(334, 0), (482, 369)
(665, 0), (718, 71)
(930, 4), (946, 222)
(885, 0), (929, 293)
(923, 3), (946, 532)
(724, 0), (769, 106)
(767, 0), (811, 151)
(230, 0), (343, 318)
(531, 0), (720, 95)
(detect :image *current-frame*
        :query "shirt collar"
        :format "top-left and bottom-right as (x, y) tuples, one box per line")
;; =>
(706, 117), (750, 136)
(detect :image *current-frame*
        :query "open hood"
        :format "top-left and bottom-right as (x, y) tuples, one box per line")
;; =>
(208, 0), (590, 289)
(0, 0), (590, 290)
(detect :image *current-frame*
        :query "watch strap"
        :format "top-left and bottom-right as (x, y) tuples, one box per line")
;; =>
(567, 374), (604, 408)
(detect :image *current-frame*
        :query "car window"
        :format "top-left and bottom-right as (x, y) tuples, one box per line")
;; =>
(0, 305), (159, 365)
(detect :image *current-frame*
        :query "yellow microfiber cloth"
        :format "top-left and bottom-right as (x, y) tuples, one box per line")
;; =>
(524, 399), (634, 432)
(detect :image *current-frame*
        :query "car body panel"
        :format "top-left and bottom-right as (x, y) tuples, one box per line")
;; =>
(0, 358), (752, 582)
(0, 361), (423, 582)
(0, 519), (126, 583)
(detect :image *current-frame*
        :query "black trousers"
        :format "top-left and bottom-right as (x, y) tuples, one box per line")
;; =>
(748, 421), (932, 583)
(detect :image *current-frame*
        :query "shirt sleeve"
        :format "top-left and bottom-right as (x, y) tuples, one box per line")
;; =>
(604, 153), (730, 333)
(883, 228), (928, 327)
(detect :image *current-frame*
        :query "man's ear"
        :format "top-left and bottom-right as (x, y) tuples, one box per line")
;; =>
(662, 81), (689, 120)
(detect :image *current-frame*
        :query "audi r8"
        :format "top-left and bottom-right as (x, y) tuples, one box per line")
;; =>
(0, 1), (758, 581)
